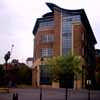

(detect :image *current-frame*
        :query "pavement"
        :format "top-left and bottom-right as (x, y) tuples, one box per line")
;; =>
(0, 88), (100, 100)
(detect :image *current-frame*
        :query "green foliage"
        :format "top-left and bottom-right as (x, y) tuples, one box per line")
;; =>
(16, 64), (32, 85)
(0, 65), (6, 86)
(0, 63), (32, 87)
(46, 53), (82, 80)
(0, 65), (5, 76)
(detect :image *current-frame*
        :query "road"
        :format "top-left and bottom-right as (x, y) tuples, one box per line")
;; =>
(0, 88), (100, 100)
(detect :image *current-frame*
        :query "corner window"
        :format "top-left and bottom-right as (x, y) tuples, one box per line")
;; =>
(38, 19), (54, 31)
(41, 34), (54, 43)
(39, 21), (54, 28)
(40, 48), (53, 57)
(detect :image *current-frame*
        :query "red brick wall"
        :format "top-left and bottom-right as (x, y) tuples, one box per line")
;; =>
(34, 11), (86, 61)
(54, 9), (61, 56)
(73, 23), (85, 56)
(34, 9), (62, 61)
(34, 29), (55, 60)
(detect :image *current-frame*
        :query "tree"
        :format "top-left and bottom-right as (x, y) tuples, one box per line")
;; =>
(0, 64), (5, 86)
(16, 63), (32, 85)
(46, 53), (82, 100)
(46, 53), (82, 81)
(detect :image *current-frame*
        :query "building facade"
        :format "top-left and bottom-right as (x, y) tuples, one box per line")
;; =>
(95, 49), (100, 89)
(26, 57), (33, 68)
(32, 3), (97, 88)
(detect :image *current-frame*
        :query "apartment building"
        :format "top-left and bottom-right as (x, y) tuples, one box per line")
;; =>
(95, 49), (100, 88)
(32, 3), (97, 88)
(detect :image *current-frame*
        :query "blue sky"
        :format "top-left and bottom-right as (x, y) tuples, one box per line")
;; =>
(0, 0), (100, 64)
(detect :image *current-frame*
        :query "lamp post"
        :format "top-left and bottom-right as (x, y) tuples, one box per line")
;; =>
(40, 57), (44, 100)
(87, 80), (91, 100)
(4, 45), (14, 71)
(4, 51), (11, 72)
(4, 45), (14, 89)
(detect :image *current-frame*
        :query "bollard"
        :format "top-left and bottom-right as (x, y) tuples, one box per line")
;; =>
(13, 93), (18, 100)
(40, 87), (42, 100)
(13, 93), (15, 100)
(65, 87), (68, 100)
(16, 93), (18, 100)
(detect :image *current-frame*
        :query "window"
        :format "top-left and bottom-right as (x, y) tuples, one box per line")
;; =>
(62, 36), (72, 55)
(40, 65), (52, 85)
(62, 48), (71, 55)
(62, 16), (72, 55)
(41, 34), (54, 43)
(62, 37), (72, 48)
(63, 15), (81, 22)
(40, 48), (53, 57)
(72, 15), (81, 22)
(39, 21), (54, 27)
(62, 14), (81, 55)
(38, 19), (54, 31)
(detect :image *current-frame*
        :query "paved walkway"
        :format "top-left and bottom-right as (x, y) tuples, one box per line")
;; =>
(0, 88), (100, 100)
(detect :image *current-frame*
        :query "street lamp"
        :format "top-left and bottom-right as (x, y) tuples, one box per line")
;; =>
(4, 45), (14, 90)
(40, 57), (44, 100)
(87, 80), (91, 100)
(4, 44), (14, 71)
(4, 51), (11, 72)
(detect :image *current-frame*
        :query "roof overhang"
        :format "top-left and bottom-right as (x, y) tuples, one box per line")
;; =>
(32, 3), (97, 44)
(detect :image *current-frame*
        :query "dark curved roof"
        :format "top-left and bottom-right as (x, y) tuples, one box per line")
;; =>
(46, 3), (83, 13)
(33, 3), (97, 44)
(42, 12), (54, 18)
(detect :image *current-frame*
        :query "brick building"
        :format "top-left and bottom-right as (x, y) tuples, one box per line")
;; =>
(32, 3), (97, 88)
(95, 49), (100, 88)
(26, 57), (33, 68)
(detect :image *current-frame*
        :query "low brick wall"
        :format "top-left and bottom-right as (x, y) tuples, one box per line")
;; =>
(0, 88), (9, 93)
(52, 82), (59, 88)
